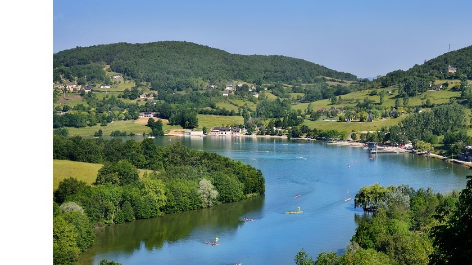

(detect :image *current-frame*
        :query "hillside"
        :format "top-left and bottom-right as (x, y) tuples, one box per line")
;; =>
(375, 45), (472, 87)
(53, 41), (357, 89)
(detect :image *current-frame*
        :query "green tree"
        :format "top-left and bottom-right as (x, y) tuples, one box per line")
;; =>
(121, 200), (135, 222)
(98, 259), (123, 265)
(212, 172), (244, 203)
(198, 178), (218, 208)
(295, 249), (315, 265)
(54, 177), (88, 204)
(431, 176), (472, 264)
(354, 183), (390, 212)
(62, 211), (95, 252)
(379, 90), (386, 105)
(95, 160), (139, 186)
(414, 140), (433, 152)
(53, 215), (81, 264)
(139, 177), (167, 218)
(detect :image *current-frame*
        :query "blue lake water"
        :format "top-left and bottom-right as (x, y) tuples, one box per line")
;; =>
(78, 136), (470, 265)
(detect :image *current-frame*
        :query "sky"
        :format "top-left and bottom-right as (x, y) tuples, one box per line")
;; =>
(53, 0), (472, 78)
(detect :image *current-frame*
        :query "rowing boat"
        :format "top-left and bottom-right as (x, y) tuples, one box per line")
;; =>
(285, 211), (303, 214)
(204, 242), (220, 246)
(286, 207), (303, 214)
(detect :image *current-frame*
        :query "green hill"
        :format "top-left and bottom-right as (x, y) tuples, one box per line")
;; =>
(53, 41), (357, 89)
(375, 45), (472, 87)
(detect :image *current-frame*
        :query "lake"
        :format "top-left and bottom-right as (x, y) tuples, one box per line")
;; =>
(78, 136), (470, 265)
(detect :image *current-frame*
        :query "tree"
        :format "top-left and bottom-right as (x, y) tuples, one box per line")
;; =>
(212, 172), (244, 203)
(430, 176), (472, 264)
(59, 202), (85, 214)
(379, 90), (385, 105)
(351, 132), (357, 141)
(147, 118), (164, 136)
(414, 140), (433, 152)
(94, 129), (103, 137)
(354, 183), (390, 212)
(62, 211), (95, 252)
(95, 160), (139, 186)
(53, 216), (80, 264)
(198, 178), (218, 208)
(295, 249), (315, 265)
(54, 177), (88, 204)
(98, 259), (122, 265)
(121, 200), (135, 222)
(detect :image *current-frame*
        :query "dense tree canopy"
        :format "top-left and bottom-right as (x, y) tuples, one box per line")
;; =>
(54, 41), (357, 90)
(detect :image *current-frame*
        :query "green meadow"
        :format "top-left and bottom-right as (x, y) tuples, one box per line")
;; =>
(53, 159), (155, 190)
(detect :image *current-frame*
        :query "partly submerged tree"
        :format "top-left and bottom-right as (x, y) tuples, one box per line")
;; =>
(354, 183), (391, 212)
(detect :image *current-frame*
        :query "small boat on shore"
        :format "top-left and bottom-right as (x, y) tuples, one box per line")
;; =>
(147, 136), (155, 139)
(344, 198), (352, 201)
(243, 217), (254, 222)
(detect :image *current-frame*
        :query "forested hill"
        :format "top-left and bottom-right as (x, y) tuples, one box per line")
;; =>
(53, 41), (357, 89)
(375, 45), (472, 87)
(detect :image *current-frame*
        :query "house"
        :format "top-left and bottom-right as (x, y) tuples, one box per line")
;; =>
(207, 84), (217, 89)
(83, 85), (92, 92)
(222, 90), (230, 96)
(445, 65), (457, 73)
(231, 127), (242, 136)
(433, 84), (443, 90)
(112, 74), (122, 79)
(139, 111), (156, 118)
(150, 99), (157, 105)
(67, 82), (77, 92)
(237, 83), (243, 88)
(209, 127), (232, 136)
(318, 108), (326, 112)
(139, 94), (147, 99)
(100, 84), (110, 89)
(252, 92), (259, 98)
(225, 83), (234, 91)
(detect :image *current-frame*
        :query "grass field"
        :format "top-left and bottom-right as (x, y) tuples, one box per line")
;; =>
(66, 119), (152, 136)
(303, 116), (406, 132)
(53, 159), (155, 190)
(215, 101), (240, 112)
(195, 115), (244, 130)
(228, 99), (257, 109)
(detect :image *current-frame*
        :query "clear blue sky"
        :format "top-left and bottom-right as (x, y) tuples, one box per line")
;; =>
(54, 0), (472, 78)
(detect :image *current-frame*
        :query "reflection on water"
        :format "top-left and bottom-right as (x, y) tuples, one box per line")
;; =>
(79, 196), (264, 264)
